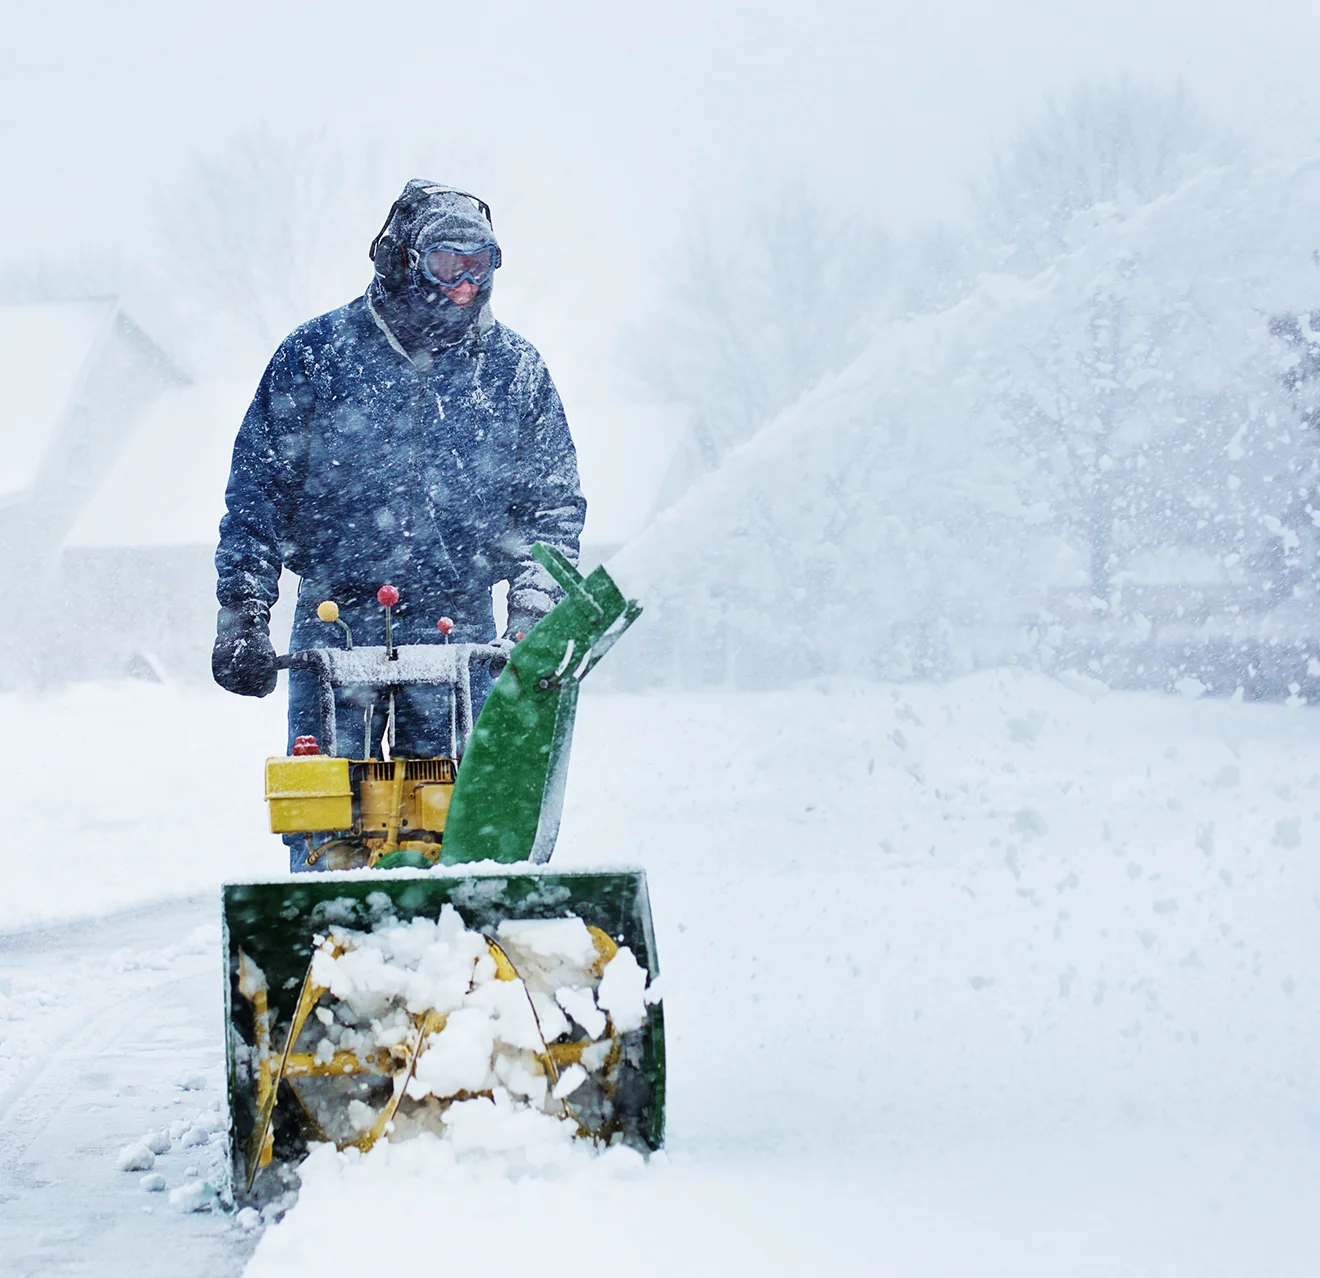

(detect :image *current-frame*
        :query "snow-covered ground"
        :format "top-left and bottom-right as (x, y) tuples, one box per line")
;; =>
(0, 682), (283, 934)
(2, 672), (1318, 1275)
(0, 899), (257, 1275)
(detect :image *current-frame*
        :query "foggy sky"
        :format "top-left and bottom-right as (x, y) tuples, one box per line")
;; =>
(6, 0), (1318, 249)
(4, 0), (1319, 540)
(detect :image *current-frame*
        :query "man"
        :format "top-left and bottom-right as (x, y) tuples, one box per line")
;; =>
(212, 180), (585, 865)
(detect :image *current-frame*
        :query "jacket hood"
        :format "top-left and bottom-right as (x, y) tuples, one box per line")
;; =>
(369, 180), (500, 358)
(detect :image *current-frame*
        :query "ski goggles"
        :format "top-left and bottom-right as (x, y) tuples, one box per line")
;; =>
(411, 242), (499, 288)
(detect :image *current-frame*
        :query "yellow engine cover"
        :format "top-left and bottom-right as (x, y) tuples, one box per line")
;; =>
(265, 757), (353, 834)
(415, 782), (452, 830)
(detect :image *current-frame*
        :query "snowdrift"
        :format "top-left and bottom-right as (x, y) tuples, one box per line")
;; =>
(612, 156), (1320, 690)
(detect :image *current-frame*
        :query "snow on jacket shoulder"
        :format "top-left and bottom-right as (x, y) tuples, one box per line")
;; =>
(215, 295), (586, 624)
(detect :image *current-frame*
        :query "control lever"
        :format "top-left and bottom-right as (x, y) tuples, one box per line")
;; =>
(316, 600), (354, 648)
(377, 585), (400, 660)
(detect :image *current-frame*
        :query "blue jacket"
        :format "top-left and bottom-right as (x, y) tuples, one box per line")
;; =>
(216, 293), (586, 632)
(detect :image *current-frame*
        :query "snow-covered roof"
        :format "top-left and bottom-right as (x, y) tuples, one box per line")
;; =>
(64, 382), (251, 548)
(0, 301), (116, 500)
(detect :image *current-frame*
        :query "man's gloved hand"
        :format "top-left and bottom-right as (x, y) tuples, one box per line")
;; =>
(212, 604), (278, 697)
(503, 611), (542, 645)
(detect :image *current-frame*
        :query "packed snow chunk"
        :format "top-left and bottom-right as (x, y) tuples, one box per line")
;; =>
(440, 1091), (577, 1161)
(399, 914), (492, 1014)
(189, 1105), (228, 1134)
(466, 974), (544, 1053)
(552, 1064), (588, 1100)
(237, 953), (268, 1001)
(597, 946), (650, 1033)
(235, 1206), (262, 1232)
(347, 1099), (377, 1134)
(144, 1129), (172, 1155)
(177, 1072), (206, 1091)
(168, 1180), (215, 1212)
(528, 990), (570, 1042)
(494, 1050), (549, 1105)
(139, 1172), (166, 1192)
(497, 918), (597, 964)
(116, 1142), (155, 1172)
(556, 985), (606, 1038)
(407, 1007), (495, 1100)
(497, 917), (600, 986)
(312, 906), (488, 1019)
(309, 935), (396, 1018)
(180, 1126), (210, 1149)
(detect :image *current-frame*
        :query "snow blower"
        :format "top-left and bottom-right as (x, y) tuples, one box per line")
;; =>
(222, 546), (664, 1201)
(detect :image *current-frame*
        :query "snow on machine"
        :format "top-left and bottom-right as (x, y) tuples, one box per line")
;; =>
(222, 546), (664, 1201)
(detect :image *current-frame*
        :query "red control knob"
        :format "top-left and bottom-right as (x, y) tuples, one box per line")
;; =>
(292, 735), (320, 756)
(377, 584), (400, 607)
(436, 617), (455, 636)
(515, 631), (525, 641)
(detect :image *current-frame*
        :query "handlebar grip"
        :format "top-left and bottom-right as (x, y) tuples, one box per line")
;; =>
(275, 645), (509, 674)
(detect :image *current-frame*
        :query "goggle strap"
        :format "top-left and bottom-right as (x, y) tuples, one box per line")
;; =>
(418, 185), (494, 228)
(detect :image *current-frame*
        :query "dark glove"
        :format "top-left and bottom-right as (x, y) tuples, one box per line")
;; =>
(503, 618), (538, 644)
(504, 603), (550, 643)
(212, 604), (278, 697)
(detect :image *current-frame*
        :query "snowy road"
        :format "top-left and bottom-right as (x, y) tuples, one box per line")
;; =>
(0, 898), (254, 1277)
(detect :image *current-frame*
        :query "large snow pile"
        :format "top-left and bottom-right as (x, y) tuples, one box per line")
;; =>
(613, 155), (1320, 688)
(612, 291), (1061, 686)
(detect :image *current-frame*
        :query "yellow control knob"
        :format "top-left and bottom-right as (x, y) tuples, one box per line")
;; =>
(317, 600), (340, 623)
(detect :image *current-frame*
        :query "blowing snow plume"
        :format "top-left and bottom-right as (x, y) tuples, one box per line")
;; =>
(612, 155), (1320, 693)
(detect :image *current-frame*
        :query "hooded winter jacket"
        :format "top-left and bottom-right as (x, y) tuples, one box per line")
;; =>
(215, 188), (585, 638)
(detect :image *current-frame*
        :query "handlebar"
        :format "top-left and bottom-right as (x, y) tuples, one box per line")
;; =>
(276, 641), (509, 685)
(276, 642), (509, 759)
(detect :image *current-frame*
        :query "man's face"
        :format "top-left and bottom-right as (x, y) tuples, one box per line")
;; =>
(441, 279), (480, 307)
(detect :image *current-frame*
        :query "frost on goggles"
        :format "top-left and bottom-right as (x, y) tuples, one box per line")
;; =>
(418, 244), (496, 287)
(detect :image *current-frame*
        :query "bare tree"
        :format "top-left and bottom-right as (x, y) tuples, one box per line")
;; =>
(1264, 310), (1320, 596)
(973, 80), (1236, 276)
(157, 131), (389, 368)
(968, 82), (1249, 598)
(626, 186), (893, 492)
